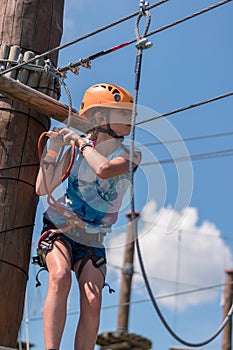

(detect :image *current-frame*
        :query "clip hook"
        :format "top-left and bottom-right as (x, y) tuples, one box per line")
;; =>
(139, 0), (149, 15)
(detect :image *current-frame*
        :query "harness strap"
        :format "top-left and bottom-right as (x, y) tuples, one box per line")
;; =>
(76, 246), (106, 281)
(76, 247), (115, 293)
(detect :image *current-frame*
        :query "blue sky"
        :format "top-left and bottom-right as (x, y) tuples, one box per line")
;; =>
(21, 1), (233, 349)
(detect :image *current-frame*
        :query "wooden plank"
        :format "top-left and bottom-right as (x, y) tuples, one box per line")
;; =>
(0, 74), (91, 132)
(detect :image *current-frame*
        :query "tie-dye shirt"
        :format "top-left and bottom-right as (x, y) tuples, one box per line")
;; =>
(44, 141), (132, 233)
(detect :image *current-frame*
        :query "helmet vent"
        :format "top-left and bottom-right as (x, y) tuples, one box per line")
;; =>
(114, 93), (121, 102)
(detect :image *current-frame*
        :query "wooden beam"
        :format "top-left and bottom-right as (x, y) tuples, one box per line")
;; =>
(0, 74), (91, 132)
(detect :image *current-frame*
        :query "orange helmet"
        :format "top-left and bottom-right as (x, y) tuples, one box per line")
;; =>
(79, 83), (133, 119)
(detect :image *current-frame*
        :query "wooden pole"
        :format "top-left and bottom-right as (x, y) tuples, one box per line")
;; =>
(0, 1), (64, 347)
(97, 211), (152, 350)
(117, 211), (140, 332)
(222, 268), (233, 350)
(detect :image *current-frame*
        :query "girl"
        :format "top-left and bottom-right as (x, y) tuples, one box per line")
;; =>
(36, 83), (141, 350)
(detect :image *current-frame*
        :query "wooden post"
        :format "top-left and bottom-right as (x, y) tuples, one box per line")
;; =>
(0, 1), (64, 347)
(97, 211), (152, 350)
(222, 268), (233, 350)
(117, 211), (140, 332)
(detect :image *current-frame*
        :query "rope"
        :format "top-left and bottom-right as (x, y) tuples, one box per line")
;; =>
(129, 1), (152, 223)
(136, 236), (233, 347)
(129, 1), (233, 347)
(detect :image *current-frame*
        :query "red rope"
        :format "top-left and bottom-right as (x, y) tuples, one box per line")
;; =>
(37, 132), (84, 248)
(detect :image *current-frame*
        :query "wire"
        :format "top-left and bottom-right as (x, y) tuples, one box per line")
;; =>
(146, 0), (232, 39)
(139, 130), (233, 148)
(141, 148), (233, 166)
(0, 177), (35, 188)
(0, 259), (28, 280)
(0, 164), (39, 172)
(0, 224), (34, 235)
(136, 91), (233, 125)
(129, 1), (233, 347)
(0, 0), (231, 78)
(0, 0), (169, 77)
(26, 280), (231, 321)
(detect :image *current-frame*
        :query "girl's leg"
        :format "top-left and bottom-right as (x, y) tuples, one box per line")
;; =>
(74, 259), (104, 350)
(43, 240), (72, 350)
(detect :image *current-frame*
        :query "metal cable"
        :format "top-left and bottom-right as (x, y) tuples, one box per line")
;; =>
(0, 0), (169, 77)
(141, 148), (233, 166)
(130, 1), (233, 348)
(0, 224), (35, 235)
(0, 0), (230, 78)
(136, 91), (233, 125)
(0, 259), (28, 280)
(139, 130), (233, 148)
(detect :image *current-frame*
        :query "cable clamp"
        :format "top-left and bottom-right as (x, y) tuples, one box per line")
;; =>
(139, 0), (149, 15)
(68, 62), (80, 75)
(136, 37), (153, 50)
(79, 58), (91, 69)
(17, 53), (24, 64)
(44, 58), (52, 72)
(122, 262), (134, 275)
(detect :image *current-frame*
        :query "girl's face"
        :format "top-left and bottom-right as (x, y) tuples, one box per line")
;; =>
(108, 109), (132, 136)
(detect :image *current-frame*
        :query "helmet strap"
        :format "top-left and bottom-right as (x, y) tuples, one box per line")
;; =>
(92, 108), (123, 139)
(94, 126), (124, 140)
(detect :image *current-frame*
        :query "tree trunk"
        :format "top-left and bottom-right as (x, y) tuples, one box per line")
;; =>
(0, 0), (64, 347)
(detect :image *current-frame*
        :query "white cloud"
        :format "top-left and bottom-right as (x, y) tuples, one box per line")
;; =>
(107, 200), (233, 311)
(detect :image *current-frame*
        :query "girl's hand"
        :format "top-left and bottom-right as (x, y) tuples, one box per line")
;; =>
(57, 128), (81, 146)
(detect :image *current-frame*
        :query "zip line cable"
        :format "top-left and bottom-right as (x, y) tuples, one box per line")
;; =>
(26, 279), (232, 321)
(0, 130), (232, 174)
(130, 1), (233, 348)
(146, 0), (232, 39)
(56, 0), (233, 74)
(27, 280), (232, 321)
(0, 0), (169, 77)
(0, 0), (231, 77)
(139, 130), (233, 148)
(9, 0), (231, 344)
(141, 148), (233, 166)
(136, 91), (233, 125)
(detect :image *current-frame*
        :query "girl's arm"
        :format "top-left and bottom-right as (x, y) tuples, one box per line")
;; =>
(36, 127), (141, 195)
(36, 129), (86, 195)
(80, 146), (141, 179)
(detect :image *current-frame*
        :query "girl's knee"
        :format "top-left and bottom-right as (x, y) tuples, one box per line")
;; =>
(49, 268), (71, 294)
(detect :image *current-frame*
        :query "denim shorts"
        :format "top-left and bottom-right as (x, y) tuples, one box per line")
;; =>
(41, 218), (106, 268)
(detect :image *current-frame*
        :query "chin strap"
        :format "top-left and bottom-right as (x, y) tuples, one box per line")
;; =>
(90, 107), (124, 140)
(94, 126), (124, 139)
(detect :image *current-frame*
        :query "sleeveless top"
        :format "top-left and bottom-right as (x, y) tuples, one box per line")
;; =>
(44, 141), (132, 234)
